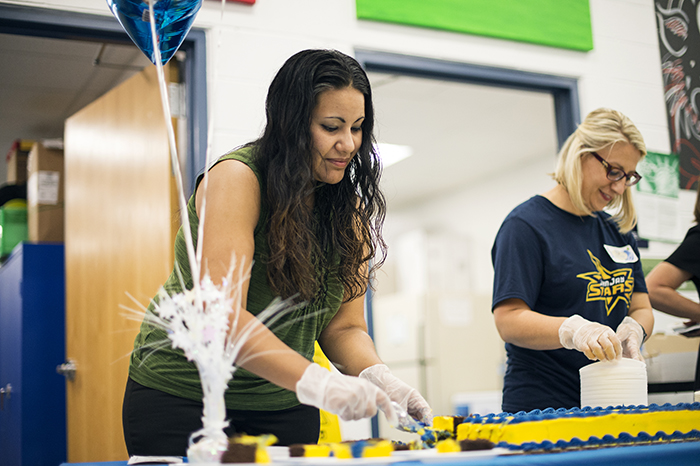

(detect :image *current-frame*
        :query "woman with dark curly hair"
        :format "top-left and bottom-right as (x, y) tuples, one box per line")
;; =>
(122, 49), (431, 457)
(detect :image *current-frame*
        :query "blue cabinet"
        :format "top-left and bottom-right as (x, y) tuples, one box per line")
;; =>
(0, 243), (66, 466)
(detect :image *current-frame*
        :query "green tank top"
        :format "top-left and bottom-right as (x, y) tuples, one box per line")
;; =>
(128, 147), (343, 410)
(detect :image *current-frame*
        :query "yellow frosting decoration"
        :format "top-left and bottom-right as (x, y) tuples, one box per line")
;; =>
(330, 443), (353, 459)
(362, 440), (393, 457)
(456, 408), (700, 445)
(433, 416), (455, 433)
(254, 448), (270, 463)
(436, 439), (460, 453)
(303, 444), (332, 457)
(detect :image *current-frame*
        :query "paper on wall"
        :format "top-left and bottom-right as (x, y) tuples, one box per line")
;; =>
(27, 171), (60, 206)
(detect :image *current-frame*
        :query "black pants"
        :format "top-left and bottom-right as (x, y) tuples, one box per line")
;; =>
(122, 378), (320, 456)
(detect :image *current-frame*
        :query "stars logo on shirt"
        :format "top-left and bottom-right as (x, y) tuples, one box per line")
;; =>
(576, 250), (634, 315)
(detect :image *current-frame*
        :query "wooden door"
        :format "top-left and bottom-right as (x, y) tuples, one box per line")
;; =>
(64, 64), (176, 462)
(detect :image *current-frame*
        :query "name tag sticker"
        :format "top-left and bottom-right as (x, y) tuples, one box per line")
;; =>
(604, 244), (638, 263)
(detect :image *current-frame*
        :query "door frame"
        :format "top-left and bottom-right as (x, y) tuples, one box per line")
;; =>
(355, 49), (580, 149)
(0, 3), (208, 194)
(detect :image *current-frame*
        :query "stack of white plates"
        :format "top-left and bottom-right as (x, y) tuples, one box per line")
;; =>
(579, 358), (648, 408)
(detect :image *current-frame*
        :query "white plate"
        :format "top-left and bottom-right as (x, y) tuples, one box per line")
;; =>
(267, 446), (291, 460)
(298, 448), (512, 463)
(283, 456), (399, 465)
(392, 447), (514, 462)
(251, 446), (515, 464)
(127, 456), (184, 465)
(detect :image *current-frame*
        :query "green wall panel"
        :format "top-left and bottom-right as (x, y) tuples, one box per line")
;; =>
(356, 0), (593, 52)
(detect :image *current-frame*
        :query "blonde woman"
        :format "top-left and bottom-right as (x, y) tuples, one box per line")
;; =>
(491, 108), (654, 412)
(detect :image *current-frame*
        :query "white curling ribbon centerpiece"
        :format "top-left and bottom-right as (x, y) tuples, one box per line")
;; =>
(145, 270), (300, 463)
(127, 1), (299, 462)
(150, 275), (235, 462)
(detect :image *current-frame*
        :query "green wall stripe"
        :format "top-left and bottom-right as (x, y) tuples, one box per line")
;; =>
(356, 0), (593, 52)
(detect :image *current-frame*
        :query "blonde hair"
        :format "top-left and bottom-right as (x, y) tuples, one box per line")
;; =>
(552, 108), (646, 233)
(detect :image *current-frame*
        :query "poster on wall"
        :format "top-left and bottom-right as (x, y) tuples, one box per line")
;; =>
(635, 151), (680, 242)
(355, 0), (593, 51)
(655, 0), (700, 190)
(635, 151), (695, 243)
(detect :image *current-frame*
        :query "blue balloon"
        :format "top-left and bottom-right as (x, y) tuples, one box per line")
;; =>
(106, 0), (202, 65)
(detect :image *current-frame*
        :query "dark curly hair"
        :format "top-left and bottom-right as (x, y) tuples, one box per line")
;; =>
(249, 49), (387, 303)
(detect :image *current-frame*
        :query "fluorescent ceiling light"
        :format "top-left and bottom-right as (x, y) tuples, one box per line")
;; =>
(375, 143), (413, 168)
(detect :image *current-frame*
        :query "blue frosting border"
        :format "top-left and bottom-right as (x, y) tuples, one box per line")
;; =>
(463, 403), (700, 451)
(468, 402), (700, 424)
(506, 430), (700, 452)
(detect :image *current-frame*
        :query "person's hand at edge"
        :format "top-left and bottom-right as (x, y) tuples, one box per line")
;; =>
(616, 316), (645, 361)
(296, 363), (395, 422)
(359, 363), (433, 425)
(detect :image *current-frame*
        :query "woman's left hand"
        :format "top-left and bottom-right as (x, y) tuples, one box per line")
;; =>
(359, 363), (433, 425)
(616, 316), (645, 361)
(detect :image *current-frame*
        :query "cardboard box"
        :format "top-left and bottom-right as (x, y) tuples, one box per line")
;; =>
(6, 139), (34, 184)
(27, 143), (64, 242)
(644, 333), (700, 383)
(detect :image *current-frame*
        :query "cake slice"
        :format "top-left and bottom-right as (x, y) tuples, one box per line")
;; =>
(432, 415), (467, 436)
(220, 433), (277, 463)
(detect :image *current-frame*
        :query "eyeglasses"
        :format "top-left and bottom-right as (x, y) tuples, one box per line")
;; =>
(590, 152), (642, 187)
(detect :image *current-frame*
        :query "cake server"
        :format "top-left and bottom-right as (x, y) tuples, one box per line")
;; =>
(387, 401), (448, 448)
(388, 401), (423, 432)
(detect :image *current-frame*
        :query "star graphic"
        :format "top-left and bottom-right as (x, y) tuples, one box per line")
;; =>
(576, 250), (633, 315)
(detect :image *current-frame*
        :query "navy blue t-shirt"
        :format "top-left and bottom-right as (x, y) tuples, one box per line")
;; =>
(491, 195), (647, 413)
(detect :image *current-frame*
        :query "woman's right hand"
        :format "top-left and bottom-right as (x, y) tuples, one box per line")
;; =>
(559, 314), (622, 361)
(615, 316), (645, 361)
(296, 363), (395, 421)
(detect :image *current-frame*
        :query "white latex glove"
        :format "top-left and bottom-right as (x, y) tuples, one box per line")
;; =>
(359, 363), (433, 425)
(296, 363), (395, 422)
(616, 316), (645, 362)
(559, 314), (622, 361)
